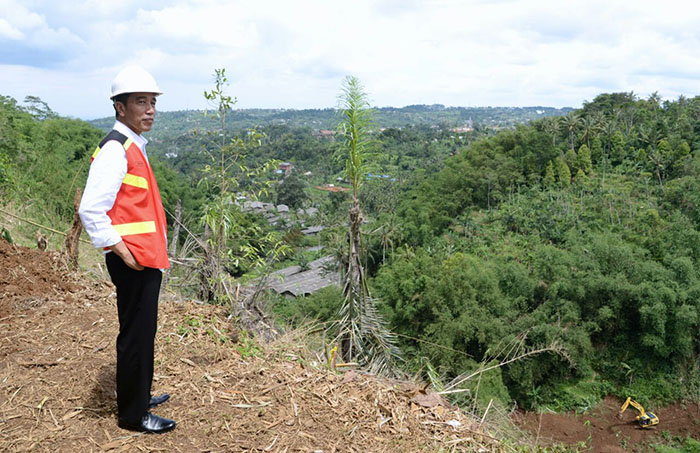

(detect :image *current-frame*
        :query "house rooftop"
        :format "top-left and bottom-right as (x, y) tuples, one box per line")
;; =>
(267, 256), (339, 297)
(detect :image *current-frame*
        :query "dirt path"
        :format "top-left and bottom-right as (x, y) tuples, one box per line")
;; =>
(514, 395), (700, 452)
(0, 239), (502, 452)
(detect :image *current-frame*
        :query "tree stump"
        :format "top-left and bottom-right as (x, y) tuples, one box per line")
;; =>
(64, 188), (83, 269)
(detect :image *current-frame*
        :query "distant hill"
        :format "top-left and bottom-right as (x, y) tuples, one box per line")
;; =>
(89, 104), (573, 139)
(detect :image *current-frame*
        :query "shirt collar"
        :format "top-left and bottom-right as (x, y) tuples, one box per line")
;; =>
(113, 120), (148, 151)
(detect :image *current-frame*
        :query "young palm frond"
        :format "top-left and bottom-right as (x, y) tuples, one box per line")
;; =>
(332, 76), (401, 377)
(338, 77), (373, 197)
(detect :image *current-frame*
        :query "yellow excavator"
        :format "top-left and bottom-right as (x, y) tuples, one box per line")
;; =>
(618, 397), (659, 428)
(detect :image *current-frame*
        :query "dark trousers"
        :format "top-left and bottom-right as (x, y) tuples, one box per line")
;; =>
(105, 252), (162, 423)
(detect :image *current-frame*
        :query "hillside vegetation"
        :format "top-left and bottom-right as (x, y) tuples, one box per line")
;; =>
(378, 92), (700, 411)
(3, 89), (700, 424)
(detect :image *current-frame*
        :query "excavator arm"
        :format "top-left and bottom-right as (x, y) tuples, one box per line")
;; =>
(619, 396), (632, 416)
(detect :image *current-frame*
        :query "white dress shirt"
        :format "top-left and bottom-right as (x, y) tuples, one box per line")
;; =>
(79, 120), (150, 249)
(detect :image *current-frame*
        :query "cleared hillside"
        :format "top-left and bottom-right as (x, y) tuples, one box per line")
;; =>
(0, 238), (504, 452)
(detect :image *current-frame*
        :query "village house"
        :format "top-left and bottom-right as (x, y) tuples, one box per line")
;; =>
(312, 129), (336, 139)
(277, 162), (294, 175)
(450, 118), (474, 133)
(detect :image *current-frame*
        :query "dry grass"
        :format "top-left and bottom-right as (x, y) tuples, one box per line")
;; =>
(0, 238), (507, 452)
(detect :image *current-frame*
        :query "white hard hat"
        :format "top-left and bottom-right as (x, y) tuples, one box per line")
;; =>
(110, 65), (163, 99)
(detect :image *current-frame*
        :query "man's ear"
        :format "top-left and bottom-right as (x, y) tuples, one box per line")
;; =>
(115, 101), (126, 118)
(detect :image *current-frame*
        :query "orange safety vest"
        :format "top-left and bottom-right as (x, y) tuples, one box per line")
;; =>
(91, 130), (170, 269)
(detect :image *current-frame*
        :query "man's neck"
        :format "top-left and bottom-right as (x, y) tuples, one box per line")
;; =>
(114, 120), (148, 151)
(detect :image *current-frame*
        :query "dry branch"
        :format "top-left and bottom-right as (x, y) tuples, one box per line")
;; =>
(440, 341), (571, 396)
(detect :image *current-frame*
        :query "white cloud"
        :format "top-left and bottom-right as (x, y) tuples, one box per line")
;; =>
(0, 0), (83, 50)
(136, 4), (260, 49)
(3, 0), (700, 117)
(0, 18), (24, 40)
(0, 64), (107, 117)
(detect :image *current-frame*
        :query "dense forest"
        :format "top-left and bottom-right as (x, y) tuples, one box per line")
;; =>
(3, 89), (700, 416)
(376, 92), (700, 411)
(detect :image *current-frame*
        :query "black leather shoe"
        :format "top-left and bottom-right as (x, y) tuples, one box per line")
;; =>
(149, 393), (170, 408)
(118, 412), (176, 434)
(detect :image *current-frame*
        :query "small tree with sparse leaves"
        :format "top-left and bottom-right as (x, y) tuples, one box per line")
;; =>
(197, 68), (288, 303)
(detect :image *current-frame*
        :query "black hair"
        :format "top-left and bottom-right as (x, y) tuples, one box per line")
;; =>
(112, 93), (130, 119)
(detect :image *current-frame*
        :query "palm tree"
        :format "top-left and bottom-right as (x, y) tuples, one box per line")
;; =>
(580, 115), (599, 150)
(615, 107), (636, 138)
(333, 76), (400, 376)
(542, 117), (560, 147)
(597, 116), (618, 164)
(638, 124), (663, 151)
(371, 213), (401, 265)
(647, 91), (662, 109)
(560, 112), (582, 150)
(590, 111), (606, 133)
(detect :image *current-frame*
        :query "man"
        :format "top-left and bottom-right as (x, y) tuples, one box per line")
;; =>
(79, 65), (176, 434)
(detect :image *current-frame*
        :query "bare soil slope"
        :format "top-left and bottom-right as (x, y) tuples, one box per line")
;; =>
(514, 396), (700, 452)
(0, 239), (500, 452)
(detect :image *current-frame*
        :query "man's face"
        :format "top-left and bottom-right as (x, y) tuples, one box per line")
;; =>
(116, 92), (157, 135)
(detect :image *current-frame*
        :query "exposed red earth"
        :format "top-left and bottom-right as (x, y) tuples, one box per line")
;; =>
(514, 395), (700, 452)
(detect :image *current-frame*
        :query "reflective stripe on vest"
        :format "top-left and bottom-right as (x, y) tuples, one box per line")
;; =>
(112, 221), (156, 236)
(122, 173), (149, 189)
(92, 137), (134, 160)
(92, 137), (147, 188)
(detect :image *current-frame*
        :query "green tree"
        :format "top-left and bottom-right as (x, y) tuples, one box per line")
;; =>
(554, 156), (571, 187)
(580, 115), (598, 149)
(577, 144), (593, 175)
(671, 140), (691, 177)
(543, 160), (556, 188)
(648, 138), (672, 189)
(276, 173), (308, 209)
(609, 131), (626, 164)
(542, 116), (560, 147)
(590, 137), (603, 164)
(598, 117), (617, 156)
(564, 148), (578, 173)
(636, 148), (647, 166)
(561, 112), (582, 150)
(23, 96), (57, 121)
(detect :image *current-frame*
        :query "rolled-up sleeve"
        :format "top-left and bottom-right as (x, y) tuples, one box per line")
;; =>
(78, 141), (127, 248)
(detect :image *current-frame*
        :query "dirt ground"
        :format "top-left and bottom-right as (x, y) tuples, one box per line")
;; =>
(0, 238), (504, 452)
(6, 237), (700, 453)
(514, 395), (700, 452)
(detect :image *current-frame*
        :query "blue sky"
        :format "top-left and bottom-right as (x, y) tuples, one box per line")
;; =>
(2, 0), (700, 119)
